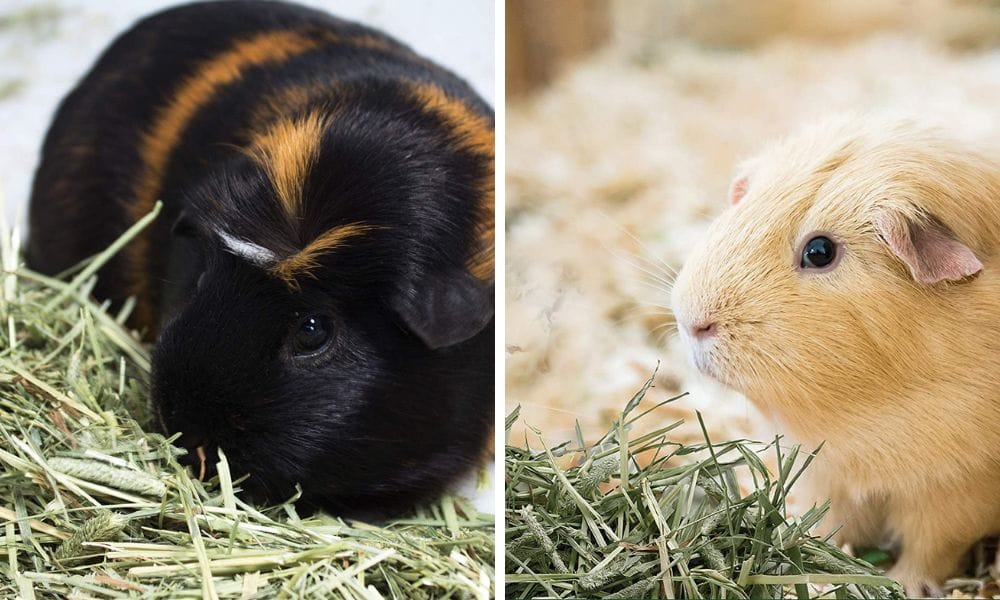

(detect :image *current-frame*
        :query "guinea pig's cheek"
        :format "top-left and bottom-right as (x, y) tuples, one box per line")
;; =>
(696, 347), (725, 382)
(688, 344), (712, 376)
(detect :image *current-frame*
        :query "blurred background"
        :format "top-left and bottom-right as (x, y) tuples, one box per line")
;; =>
(505, 0), (1000, 449)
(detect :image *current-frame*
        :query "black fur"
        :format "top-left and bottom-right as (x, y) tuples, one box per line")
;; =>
(27, 1), (494, 518)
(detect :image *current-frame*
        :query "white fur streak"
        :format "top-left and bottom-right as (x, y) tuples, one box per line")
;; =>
(217, 230), (277, 267)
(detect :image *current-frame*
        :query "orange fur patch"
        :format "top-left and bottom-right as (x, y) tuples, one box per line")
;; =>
(131, 30), (324, 224)
(409, 83), (495, 281)
(467, 185), (495, 281)
(409, 83), (494, 157)
(125, 30), (400, 332)
(248, 111), (329, 219)
(271, 222), (375, 286)
(127, 30), (326, 330)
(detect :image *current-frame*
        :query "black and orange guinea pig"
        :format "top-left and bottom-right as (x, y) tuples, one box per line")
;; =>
(26, 0), (494, 518)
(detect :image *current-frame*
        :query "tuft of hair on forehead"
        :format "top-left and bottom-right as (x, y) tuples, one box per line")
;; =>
(217, 229), (278, 267)
(270, 222), (377, 288)
(125, 29), (330, 330)
(228, 84), (495, 289)
(247, 111), (331, 220)
(243, 111), (380, 288)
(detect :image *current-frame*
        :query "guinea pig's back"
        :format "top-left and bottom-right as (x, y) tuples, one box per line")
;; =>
(27, 0), (487, 333)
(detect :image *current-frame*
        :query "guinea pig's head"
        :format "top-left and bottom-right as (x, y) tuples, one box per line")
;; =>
(151, 84), (494, 516)
(671, 116), (994, 427)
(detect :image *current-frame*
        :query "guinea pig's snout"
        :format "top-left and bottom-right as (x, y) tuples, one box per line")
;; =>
(673, 309), (721, 344)
(670, 267), (723, 343)
(670, 270), (731, 381)
(689, 318), (718, 340)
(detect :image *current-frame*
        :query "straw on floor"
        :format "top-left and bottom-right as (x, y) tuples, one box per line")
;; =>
(0, 203), (493, 599)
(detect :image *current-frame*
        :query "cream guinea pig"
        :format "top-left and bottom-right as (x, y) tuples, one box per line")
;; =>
(670, 115), (1000, 595)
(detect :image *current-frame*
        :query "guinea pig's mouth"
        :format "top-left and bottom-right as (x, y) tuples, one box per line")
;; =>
(171, 432), (299, 503)
(175, 433), (220, 481)
(689, 346), (723, 382)
(678, 331), (732, 387)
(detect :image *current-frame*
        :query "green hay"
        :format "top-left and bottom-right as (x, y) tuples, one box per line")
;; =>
(505, 370), (904, 599)
(0, 203), (493, 599)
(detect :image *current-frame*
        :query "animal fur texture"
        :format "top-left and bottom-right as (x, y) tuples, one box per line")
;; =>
(506, 5), (1000, 451)
(27, 0), (494, 518)
(671, 115), (1000, 595)
(506, 7), (1000, 594)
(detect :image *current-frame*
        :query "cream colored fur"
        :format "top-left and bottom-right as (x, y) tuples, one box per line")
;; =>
(671, 115), (1000, 594)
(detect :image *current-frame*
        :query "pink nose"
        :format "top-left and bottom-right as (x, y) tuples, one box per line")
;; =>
(691, 320), (717, 340)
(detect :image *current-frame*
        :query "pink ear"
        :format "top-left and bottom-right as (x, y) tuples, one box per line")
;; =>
(728, 176), (749, 205)
(873, 211), (983, 284)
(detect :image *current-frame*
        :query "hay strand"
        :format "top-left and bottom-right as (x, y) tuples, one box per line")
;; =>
(0, 205), (493, 598)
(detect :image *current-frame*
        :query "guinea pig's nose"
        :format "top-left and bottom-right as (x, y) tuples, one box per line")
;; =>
(691, 319), (718, 340)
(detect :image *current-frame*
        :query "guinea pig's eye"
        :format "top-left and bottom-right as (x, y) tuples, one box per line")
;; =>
(293, 315), (330, 355)
(800, 236), (838, 269)
(196, 272), (206, 290)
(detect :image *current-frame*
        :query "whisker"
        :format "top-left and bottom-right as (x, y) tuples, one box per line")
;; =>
(630, 285), (678, 314)
(649, 321), (678, 333)
(634, 299), (675, 311)
(615, 307), (673, 329)
(615, 247), (677, 284)
(650, 325), (678, 346)
(618, 297), (676, 315)
(599, 210), (679, 277)
(630, 281), (676, 308)
(618, 247), (677, 282)
(603, 244), (676, 289)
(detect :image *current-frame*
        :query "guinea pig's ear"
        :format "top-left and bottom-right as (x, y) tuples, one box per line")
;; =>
(728, 175), (749, 205)
(391, 268), (494, 349)
(873, 209), (982, 284)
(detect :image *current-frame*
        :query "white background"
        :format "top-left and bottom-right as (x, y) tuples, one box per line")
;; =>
(0, 0), (494, 223)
